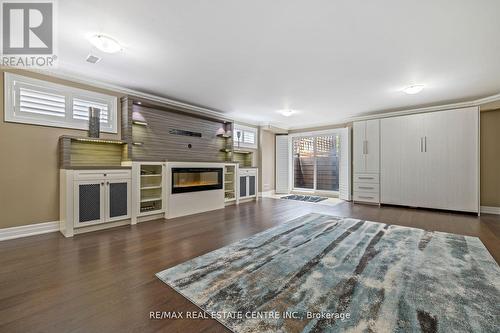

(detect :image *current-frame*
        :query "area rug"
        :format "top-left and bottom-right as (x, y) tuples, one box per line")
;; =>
(281, 195), (328, 203)
(156, 213), (500, 333)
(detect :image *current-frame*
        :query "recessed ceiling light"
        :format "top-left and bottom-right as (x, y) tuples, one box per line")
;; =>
(89, 34), (122, 54)
(403, 84), (425, 95)
(277, 109), (295, 117)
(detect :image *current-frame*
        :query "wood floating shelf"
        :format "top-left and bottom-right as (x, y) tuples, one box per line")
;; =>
(132, 142), (144, 146)
(141, 185), (162, 190)
(234, 150), (252, 154)
(220, 148), (232, 153)
(140, 197), (162, 203)
(217, 133), (232, 138)
(132, 120), (148, 126)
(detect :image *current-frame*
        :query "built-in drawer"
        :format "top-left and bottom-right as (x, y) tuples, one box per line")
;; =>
(354, 173), (379, 184)
(353, 191), (380, 203)
(239, 168), (257, 176)
(74, 169), (132, 180)
(354, 183), (379, 193)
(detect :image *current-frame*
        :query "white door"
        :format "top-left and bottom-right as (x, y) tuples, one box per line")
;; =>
(275, 135), (289, 193)
(353, 121), (366, 174)
(365, 119), (380, 173)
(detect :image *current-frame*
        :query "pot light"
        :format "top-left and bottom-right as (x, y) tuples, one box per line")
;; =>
(403, 84), (425, 95)
(89, 34), (122, 54)
(278, 109), (295, 117)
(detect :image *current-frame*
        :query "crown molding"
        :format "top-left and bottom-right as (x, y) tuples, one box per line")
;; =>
(18, 68), (500, 129)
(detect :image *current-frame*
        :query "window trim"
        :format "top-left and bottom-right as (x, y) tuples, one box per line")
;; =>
(4, 72), (118, 133)
(233, 124), (258, 149)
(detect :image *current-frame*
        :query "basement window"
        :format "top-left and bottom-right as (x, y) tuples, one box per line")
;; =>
(4, 72), (118, 133)
(234, 124), (257, 149)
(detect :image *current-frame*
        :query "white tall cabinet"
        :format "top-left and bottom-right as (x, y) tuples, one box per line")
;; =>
(353, 119), (380, 203)
(380, 107), (479, 213)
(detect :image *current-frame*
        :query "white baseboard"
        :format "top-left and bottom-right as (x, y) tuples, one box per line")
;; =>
(480, 206), (500, 215)
(259, 190), (275, 197)
(0, 221), (59, 241)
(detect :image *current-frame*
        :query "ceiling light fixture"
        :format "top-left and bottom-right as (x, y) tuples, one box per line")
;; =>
(403, 84), (425, 95)
(89, 34), (122, 54)
(278, 109), (295, 117)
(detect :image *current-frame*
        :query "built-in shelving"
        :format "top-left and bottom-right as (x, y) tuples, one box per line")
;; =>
(139, 164), (163, 214)
(224, 164), (236, 202)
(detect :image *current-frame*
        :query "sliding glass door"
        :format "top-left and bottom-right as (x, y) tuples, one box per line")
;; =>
(292, 134), (340, 193)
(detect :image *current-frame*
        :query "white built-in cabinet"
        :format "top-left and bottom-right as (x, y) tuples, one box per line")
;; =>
(60, 169), (132, 237)
(131, 162), (166, 224)
(239, 168), (258, 200)
(353, 119), (380, 203)
(380, 107), (479, 213)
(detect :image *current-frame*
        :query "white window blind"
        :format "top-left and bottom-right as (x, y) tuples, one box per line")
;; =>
(19, 87), (66, 118)
(234, 124), (257, 149)
(4, 73), (118, 133)
(243, 131), (255, 145)
(72, 98), (110, 122)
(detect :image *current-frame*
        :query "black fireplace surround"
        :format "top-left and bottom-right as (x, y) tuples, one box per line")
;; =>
(171, 167), (223, 194)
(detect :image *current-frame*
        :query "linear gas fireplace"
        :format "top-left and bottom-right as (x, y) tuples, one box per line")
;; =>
(172, 167), (223, 194)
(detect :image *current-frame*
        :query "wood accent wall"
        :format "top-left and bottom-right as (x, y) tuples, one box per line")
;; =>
(130, 104), (229, 162)
(59, 136), (127, 168)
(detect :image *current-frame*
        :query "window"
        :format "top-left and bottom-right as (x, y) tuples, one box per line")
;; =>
(234, 124), (257, 149)
(292, 134), (340, 192)
(4, 73), (118, 133)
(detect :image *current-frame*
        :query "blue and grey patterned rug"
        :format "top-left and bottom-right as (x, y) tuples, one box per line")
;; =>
(281, 195), (328, 203)
(157, 213), (500, 332)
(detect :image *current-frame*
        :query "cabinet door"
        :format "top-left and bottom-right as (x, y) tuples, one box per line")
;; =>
(421, 111), (449, 209)
(74, 180), (105, 227)
(365, 119), (380, 173)
(381, 117), (403, 205)
(399, 113), (425, 207)
(431, 108), (478, 212)
(239, 176), (248, 198)
(106, 179), (131, 222)
(353, 121), (366, 174)
(248, 175), (256, 196)
(381, 114), (423, 206)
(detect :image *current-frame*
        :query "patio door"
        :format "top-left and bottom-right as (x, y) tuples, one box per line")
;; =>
(292, 134), (340, 193)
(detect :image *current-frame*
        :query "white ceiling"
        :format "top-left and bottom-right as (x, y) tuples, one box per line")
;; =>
(54, 0), (500, 129)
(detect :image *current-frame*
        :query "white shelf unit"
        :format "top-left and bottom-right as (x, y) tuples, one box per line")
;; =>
(224, 163), (239, 204)
(132, 162), (166, 223)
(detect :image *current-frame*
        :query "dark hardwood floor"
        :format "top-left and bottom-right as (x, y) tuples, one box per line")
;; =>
(0, 198), (499, 333)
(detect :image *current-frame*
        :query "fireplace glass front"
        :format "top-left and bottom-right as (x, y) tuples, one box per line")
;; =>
(172, 168), (223, 193)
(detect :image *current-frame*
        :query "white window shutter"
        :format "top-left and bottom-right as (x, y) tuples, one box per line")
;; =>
(339, 127), (352, 201)
(19, 87), (66, 118)
(275, 135), (289, 194)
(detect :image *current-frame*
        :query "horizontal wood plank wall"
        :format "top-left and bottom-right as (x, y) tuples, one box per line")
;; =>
(131, 105), (228, 162)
